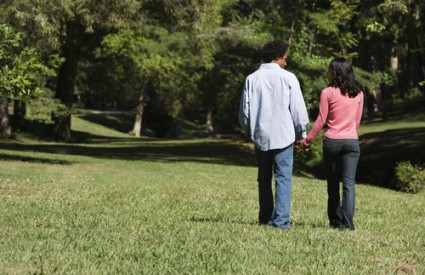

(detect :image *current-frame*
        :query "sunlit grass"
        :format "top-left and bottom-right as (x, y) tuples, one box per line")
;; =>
(359, 119), (425, 137)
(0, 111), (424, 274)
(0, 134), (424, 274)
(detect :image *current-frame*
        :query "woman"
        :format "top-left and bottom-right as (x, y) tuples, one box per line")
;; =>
(298, 58), (363, 230)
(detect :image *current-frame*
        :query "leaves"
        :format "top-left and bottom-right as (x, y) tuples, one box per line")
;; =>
(0, 24), (45, 99)
(378, 0), (410, 14)
(0, 0), (424, 137)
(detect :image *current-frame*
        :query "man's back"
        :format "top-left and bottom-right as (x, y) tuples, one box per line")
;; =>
(239, 63), (308, 151)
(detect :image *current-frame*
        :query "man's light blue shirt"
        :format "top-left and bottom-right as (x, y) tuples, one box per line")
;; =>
(238, 63), (309, 151)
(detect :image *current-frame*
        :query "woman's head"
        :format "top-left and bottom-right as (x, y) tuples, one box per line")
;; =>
(328, 58), (360, 97)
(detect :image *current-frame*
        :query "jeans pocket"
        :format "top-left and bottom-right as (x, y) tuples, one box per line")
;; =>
(323, 138), (339, 149)
(344, 141), (360, 157)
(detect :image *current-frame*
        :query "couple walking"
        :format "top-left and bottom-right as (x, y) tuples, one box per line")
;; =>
(238, 40), (364, 230)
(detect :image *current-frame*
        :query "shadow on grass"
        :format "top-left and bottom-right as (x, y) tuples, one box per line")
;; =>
(0, 138), (257, 167)
(0, 153), (73, 165)
(70, 130), (139, 143)
(295, 126), (425, 189)
(357, 126), (425, 187)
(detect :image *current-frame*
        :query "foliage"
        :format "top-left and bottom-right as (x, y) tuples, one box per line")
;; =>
(26, 96), (70, 123)
(0, 24), (44, 100)
(295, 123), (325, 170)
(1, 0), (147, 140)
(405, 87), (423, 101)
(1, 0), (425, 138)
(395, 161), (425, 193)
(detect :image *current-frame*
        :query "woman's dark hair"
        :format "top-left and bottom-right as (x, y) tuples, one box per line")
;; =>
(262, 40), (288, 63)
(328, 58), (360, 97)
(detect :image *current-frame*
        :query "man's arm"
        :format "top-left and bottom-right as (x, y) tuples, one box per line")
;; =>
(288, 74), (309, 139)
(238, 79), (250, 135)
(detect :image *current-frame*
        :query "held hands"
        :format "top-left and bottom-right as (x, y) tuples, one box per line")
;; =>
(296, 139), (310, 151)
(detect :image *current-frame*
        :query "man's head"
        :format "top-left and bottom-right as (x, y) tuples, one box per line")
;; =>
(262, 40), (288, 68)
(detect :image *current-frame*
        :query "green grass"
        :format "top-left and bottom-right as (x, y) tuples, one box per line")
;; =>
(0, 115), (424, 274)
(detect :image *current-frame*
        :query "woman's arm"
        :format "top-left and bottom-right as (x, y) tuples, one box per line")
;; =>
(304, 88), (329, 145)
(356, 91), (364, 130)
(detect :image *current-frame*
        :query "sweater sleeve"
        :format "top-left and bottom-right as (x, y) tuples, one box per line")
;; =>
(305, 89), (329, 144)
(356, 91), (364, 130)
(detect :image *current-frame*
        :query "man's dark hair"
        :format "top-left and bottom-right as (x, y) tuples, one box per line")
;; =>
(262, 40), (288, 63)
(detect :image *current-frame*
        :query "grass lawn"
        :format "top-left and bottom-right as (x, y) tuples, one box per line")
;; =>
(0, 113), (424, 274)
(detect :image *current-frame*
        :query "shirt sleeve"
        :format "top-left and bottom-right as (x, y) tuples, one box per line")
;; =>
(238, 78), (250, 135)
(288, 74), (309, 139)
(356, 91), (364, 130)
(305, 89), (329, 144)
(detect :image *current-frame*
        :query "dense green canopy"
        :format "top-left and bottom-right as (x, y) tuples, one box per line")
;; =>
(0, 0), (424, 139)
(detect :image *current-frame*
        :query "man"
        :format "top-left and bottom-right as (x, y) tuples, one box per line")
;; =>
(238, 40), (309, 229)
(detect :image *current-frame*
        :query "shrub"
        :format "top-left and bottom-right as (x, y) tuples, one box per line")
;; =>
(294, 130), (324, 168)
(26, 96), (70, 123)
(394, 161), (425, 193)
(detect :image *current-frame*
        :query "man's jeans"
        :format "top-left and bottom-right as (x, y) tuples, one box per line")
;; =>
(323, 138), (360, 230)
(255, 144), (293, 229)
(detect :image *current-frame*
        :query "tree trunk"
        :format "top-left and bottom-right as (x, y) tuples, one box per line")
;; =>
(415, 36), (425, 89)
(132, 93), (145, 137)
(53, 19), (83, 142)
(413, 4), (425, 92)
(132, 78), (149, 137)
(206, 109), (214, 133)
(13, 100), (26, 130)
(52, 115), (71, 142)
(287, 0), (301, 53)
(308, 32), (315, 56)
(288, 15), (296, 50)
(0, 96), (12, 138)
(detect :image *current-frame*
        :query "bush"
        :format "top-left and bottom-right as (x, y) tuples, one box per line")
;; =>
(394, 161), (425, 193)
(295, 130), (324, 168)
(26, 96), (70, 123)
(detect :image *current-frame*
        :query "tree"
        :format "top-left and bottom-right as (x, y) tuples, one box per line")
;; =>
(98, 26), (179, 137)
(172, 0), (250, 133)
(0, 24), (44, 138)
(352, 0), (425, 119)
(1, 0), (422, 140)
(2, 0), (143, 141)
(95, 0), (242, 136)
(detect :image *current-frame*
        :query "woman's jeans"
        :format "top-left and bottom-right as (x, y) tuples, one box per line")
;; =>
(255, 144), (293, 229)
(323, 138), (360, 230)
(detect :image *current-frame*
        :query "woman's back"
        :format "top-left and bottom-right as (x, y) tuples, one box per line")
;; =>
(324, 86), (363, 140)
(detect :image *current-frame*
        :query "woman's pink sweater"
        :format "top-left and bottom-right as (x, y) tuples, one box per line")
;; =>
(305, 86), (364, 144)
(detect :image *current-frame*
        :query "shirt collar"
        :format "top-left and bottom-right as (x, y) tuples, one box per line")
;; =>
(259, 63), (281, 69)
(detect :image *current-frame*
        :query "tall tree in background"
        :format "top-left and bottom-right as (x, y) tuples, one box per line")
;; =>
(2, 0), (143, 141)
(196, 1), (270, 133)
(353, 0), (425, 119)
(98, 0), (241, 136)
(99, 27), (178, 137)
(0, 24), (44, 138)
(181, 0), (241, 133)
(0, 0), (423, 139)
